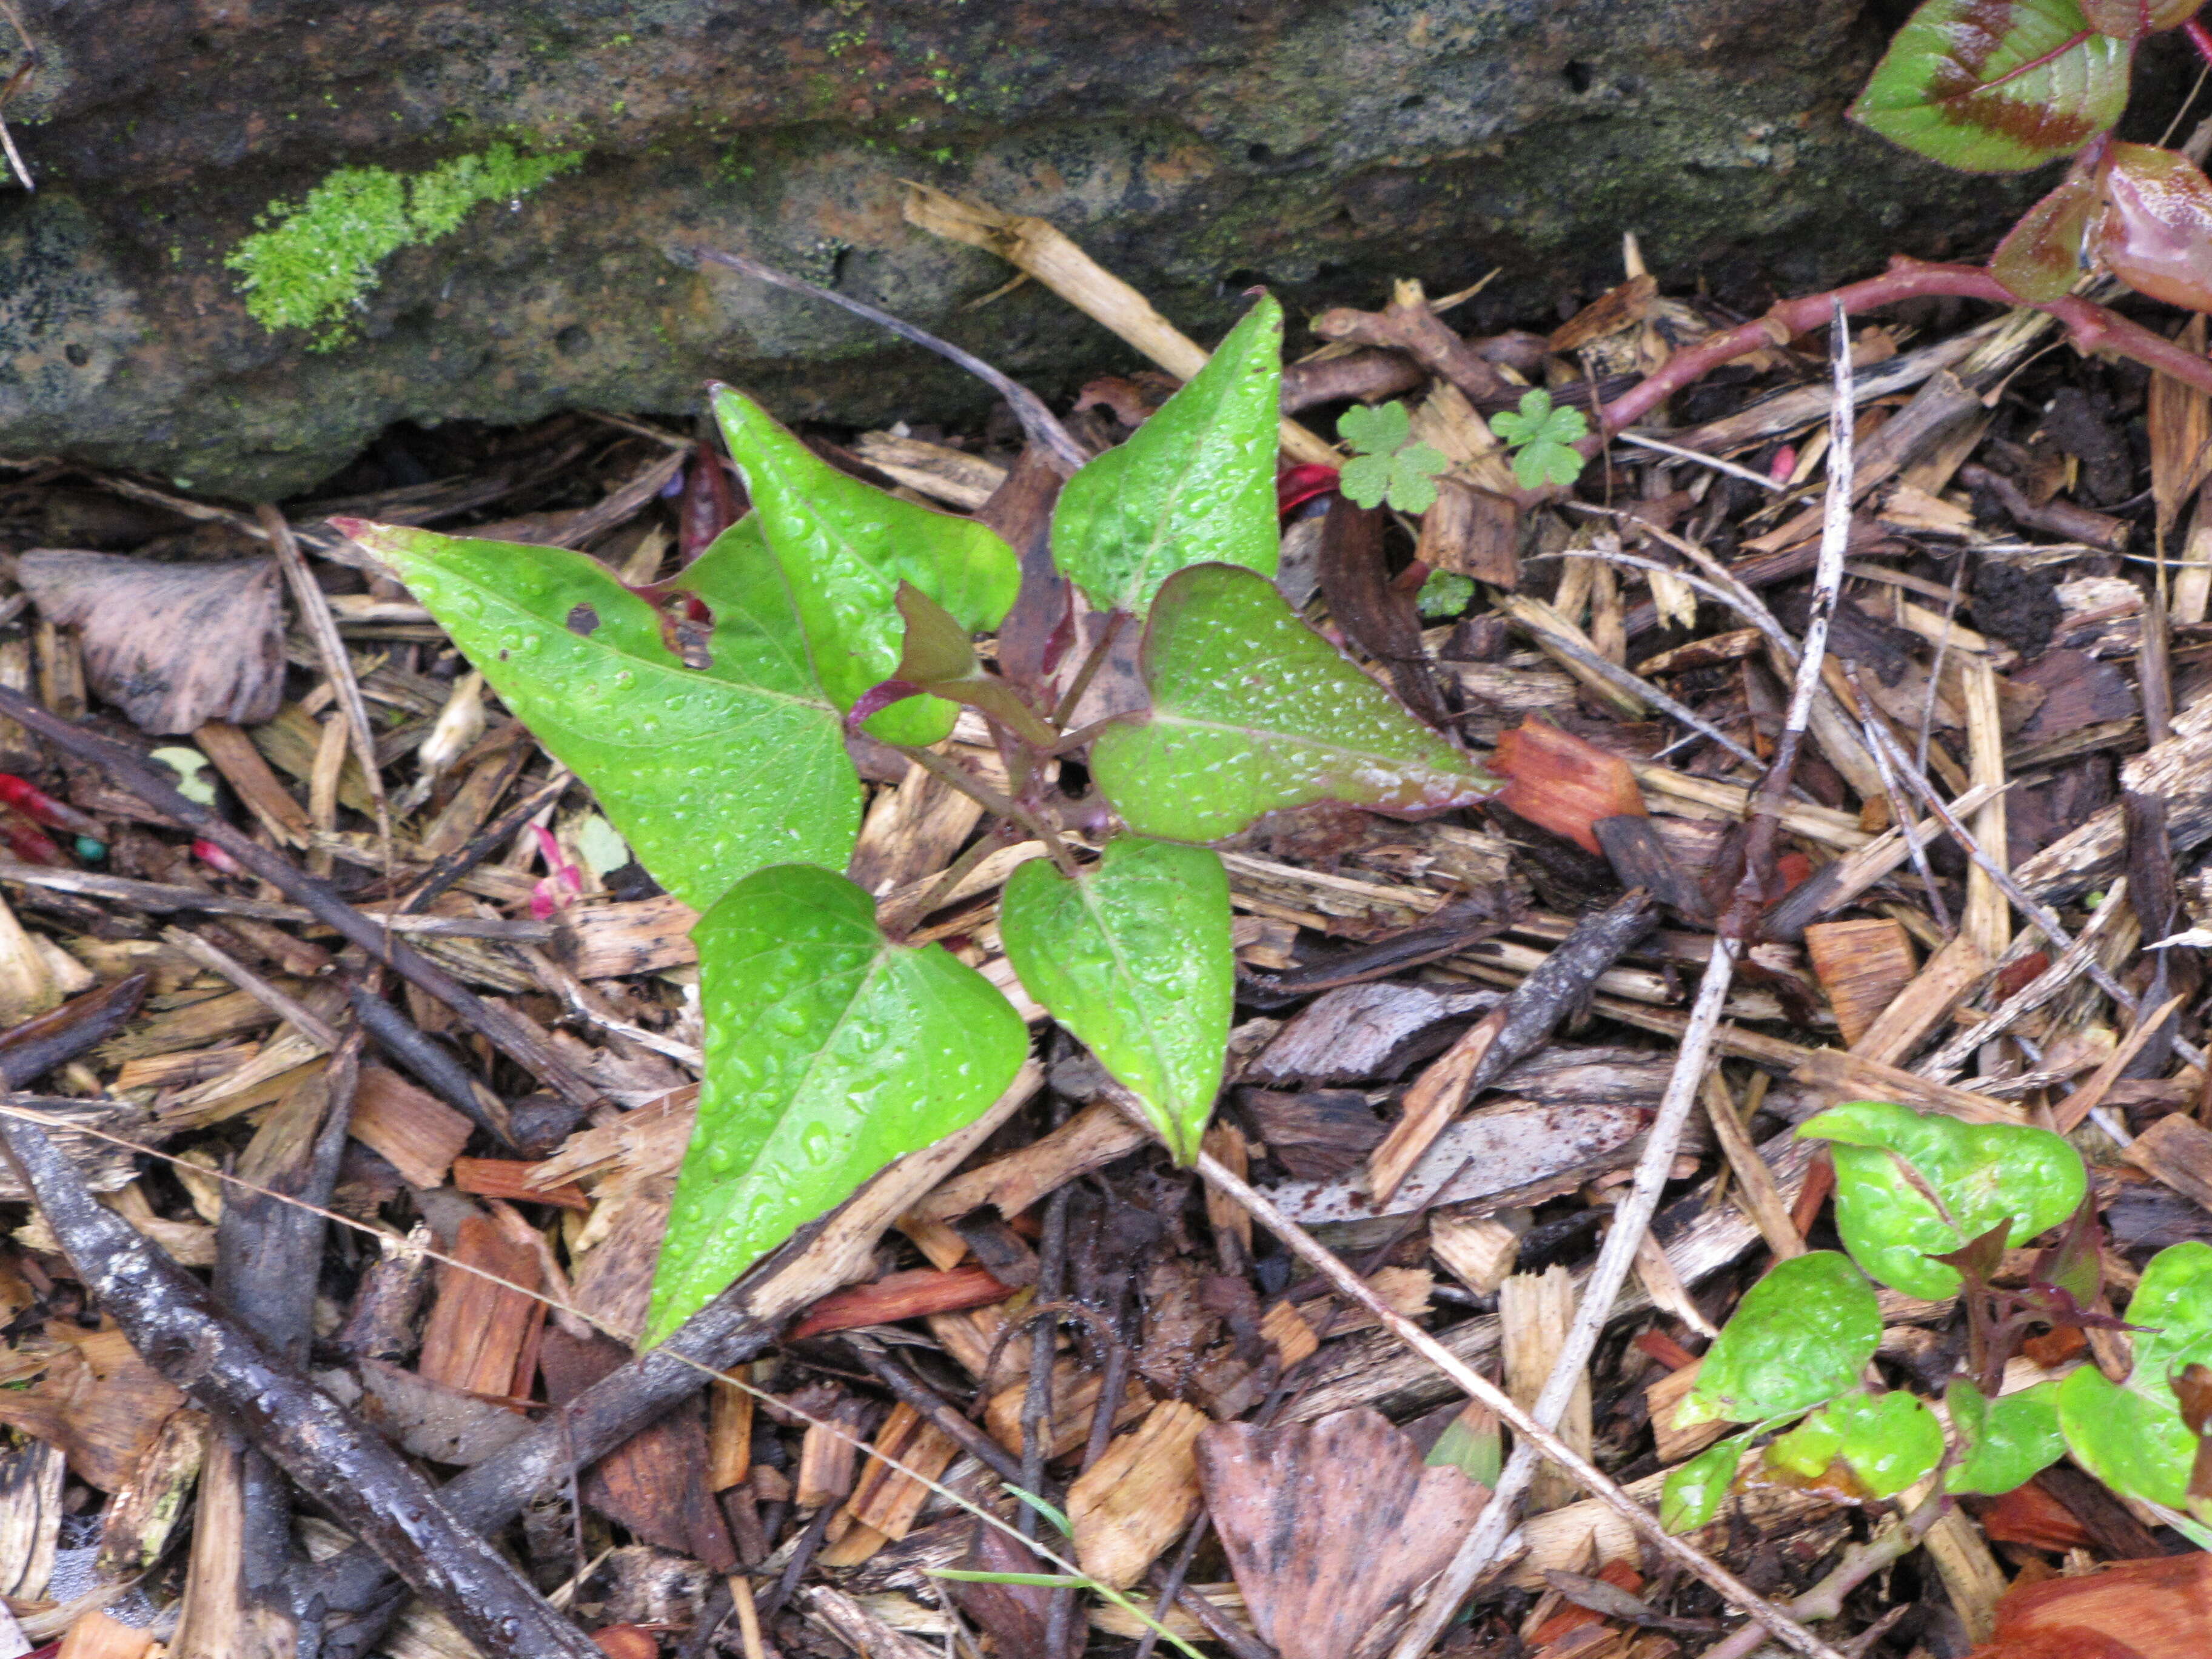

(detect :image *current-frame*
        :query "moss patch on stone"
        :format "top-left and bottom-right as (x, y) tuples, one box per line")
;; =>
(228, 144), (581, 349)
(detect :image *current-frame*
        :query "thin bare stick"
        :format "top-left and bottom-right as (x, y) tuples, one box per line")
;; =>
(0, 683), (604, 1108)
(1842, 664), (1954, 936)
(260, 504), (394, 862)
(895, 743), (1078, 877)
(161, 925), (342, 1051)
(1609, 431), (1786, 492)
(689, 246), (1088, 476)
(1852, 708), (2209, 1068)
(1178, 1132), (1846, 1659)
(1501, 612), (1762, 768)
(1392, 300), (1860, 1659)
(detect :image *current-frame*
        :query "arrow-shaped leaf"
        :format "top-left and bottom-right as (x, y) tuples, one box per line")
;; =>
(1090, 563), (1497, 843)
(349, 517), (860, 911)
(1851, 0), (2130, 173)
(1051, 296), (1283, 616)
(646, 863), (1030, 1344)
(999, 836), (1233, 1163)
(712, 386), (1021, 745)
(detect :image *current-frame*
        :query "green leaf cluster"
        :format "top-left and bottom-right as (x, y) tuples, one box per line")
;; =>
(1335, 401), (1448, 514)
(352, 289), (1512, 1342)
(1488, 389), (1588, 489)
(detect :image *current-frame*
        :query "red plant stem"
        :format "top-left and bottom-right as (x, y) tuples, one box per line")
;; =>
(2188, 15), (2212, 64)
(1583, 260), (2212, 452)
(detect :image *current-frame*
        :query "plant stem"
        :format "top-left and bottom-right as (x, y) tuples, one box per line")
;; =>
(1049, 609), (1128, 731)
(1584, 261), (2212, 449)
(1173, 1127), (1849, 1659)
(894, 743), (1081, 878)
(2188, 16), (2212, 66)
(1697, 1491), (1949, 1659)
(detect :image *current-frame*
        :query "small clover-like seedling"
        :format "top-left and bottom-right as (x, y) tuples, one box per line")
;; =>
(1798, 1101), (2086, 1299)
(1488, 389), (1589, 489)
(1416, 569), (1476, 619)
(1337, 401), (1449, 513)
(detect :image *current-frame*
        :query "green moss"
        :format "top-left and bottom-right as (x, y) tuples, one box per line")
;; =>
(228, 142), (581, 349)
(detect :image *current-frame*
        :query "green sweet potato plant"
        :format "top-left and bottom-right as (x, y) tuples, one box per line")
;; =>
(1663, 1101), (2212, 1550)
(343, 292), (1500, 1346)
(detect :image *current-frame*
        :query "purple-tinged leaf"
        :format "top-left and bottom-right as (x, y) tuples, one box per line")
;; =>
(2094, 141), (2212, 313)
(2078, 0), (2202, 38)
(1851, 0), (2130, 173)
(1991, 169), (2100, 300)
(1089, 563), (1497, 843)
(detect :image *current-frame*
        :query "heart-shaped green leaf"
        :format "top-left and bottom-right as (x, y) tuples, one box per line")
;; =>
(2059, 1366), (2203, 1509)
(2057, 1240), (2212, 1512)
(712, 386), (1021, 745)
(1851, 0), (2130, 173)
(1766, 1387), (1945, 1500)
(2094, 142), (2212, 314)
(999, 836), (1233, 1163)
(1051, 296), (1282, 616)
(1946, 1376), (2065, 1495)
(1090, 563), (1498, 843)
(1661, 1430), (1755, 1533)
(1676, 1252), (1882, 1429)
(1798, 1101), (2086, 1299)
(646, 863), (1030, 1344)
(1991, 170), (2100, 301)
(350, 518), (859, 911)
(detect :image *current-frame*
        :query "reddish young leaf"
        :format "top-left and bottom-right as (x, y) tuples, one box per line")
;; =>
(2094, 142), (2212, 313)
(1992, 170), (2100, 301)
(2078, 0), (2202, 38)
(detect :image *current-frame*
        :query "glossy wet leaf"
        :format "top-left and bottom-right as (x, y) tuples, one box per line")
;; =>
(351, 518), (859, 911)
(646, 864), (1029, 1344)
(1051, 296), (1282, 616)
(1661, 1430), (1754, 1533)
(1946, 1376), (2065, 1495)
(2094, 142), (2212, 313)
(1798, 1101), (2086, 1299)
(1851, 0), (2131, 172)
(1991, 171), (2100, 301)
(1675, 1252), (1882, 1429)
(1090, 563), (1498, 843)
(2057, 1242), (2212, 1510)
(999, 837), (1233, 1163)
(2077, 0), (2202, 38)
(1768, 1389), (1945, 1500)
(712, 386), (1021, 745)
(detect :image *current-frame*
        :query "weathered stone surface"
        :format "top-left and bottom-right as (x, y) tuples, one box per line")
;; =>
(0, 0), (2153, 495)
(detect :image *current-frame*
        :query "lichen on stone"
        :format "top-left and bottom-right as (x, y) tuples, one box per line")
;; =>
(227, 143), (581, 349)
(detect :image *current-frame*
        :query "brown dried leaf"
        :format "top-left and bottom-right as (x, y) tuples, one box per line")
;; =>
(1197, 1408), (1489, 1659)
(18, 552), (284, 734)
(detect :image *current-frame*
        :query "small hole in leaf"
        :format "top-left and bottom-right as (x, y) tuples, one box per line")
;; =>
(1247, 142), (1274, 163)
(566, 604), (600, 636)
(1563, 60), (1594, 93)
(63, 343), (89, 367)
(1398, 94), (1427, 111)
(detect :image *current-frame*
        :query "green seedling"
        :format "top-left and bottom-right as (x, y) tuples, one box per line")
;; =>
(1336, 401), (1449, 513)
(1489, 389), (1589, 489)
(356, 290), (1500, 1341)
